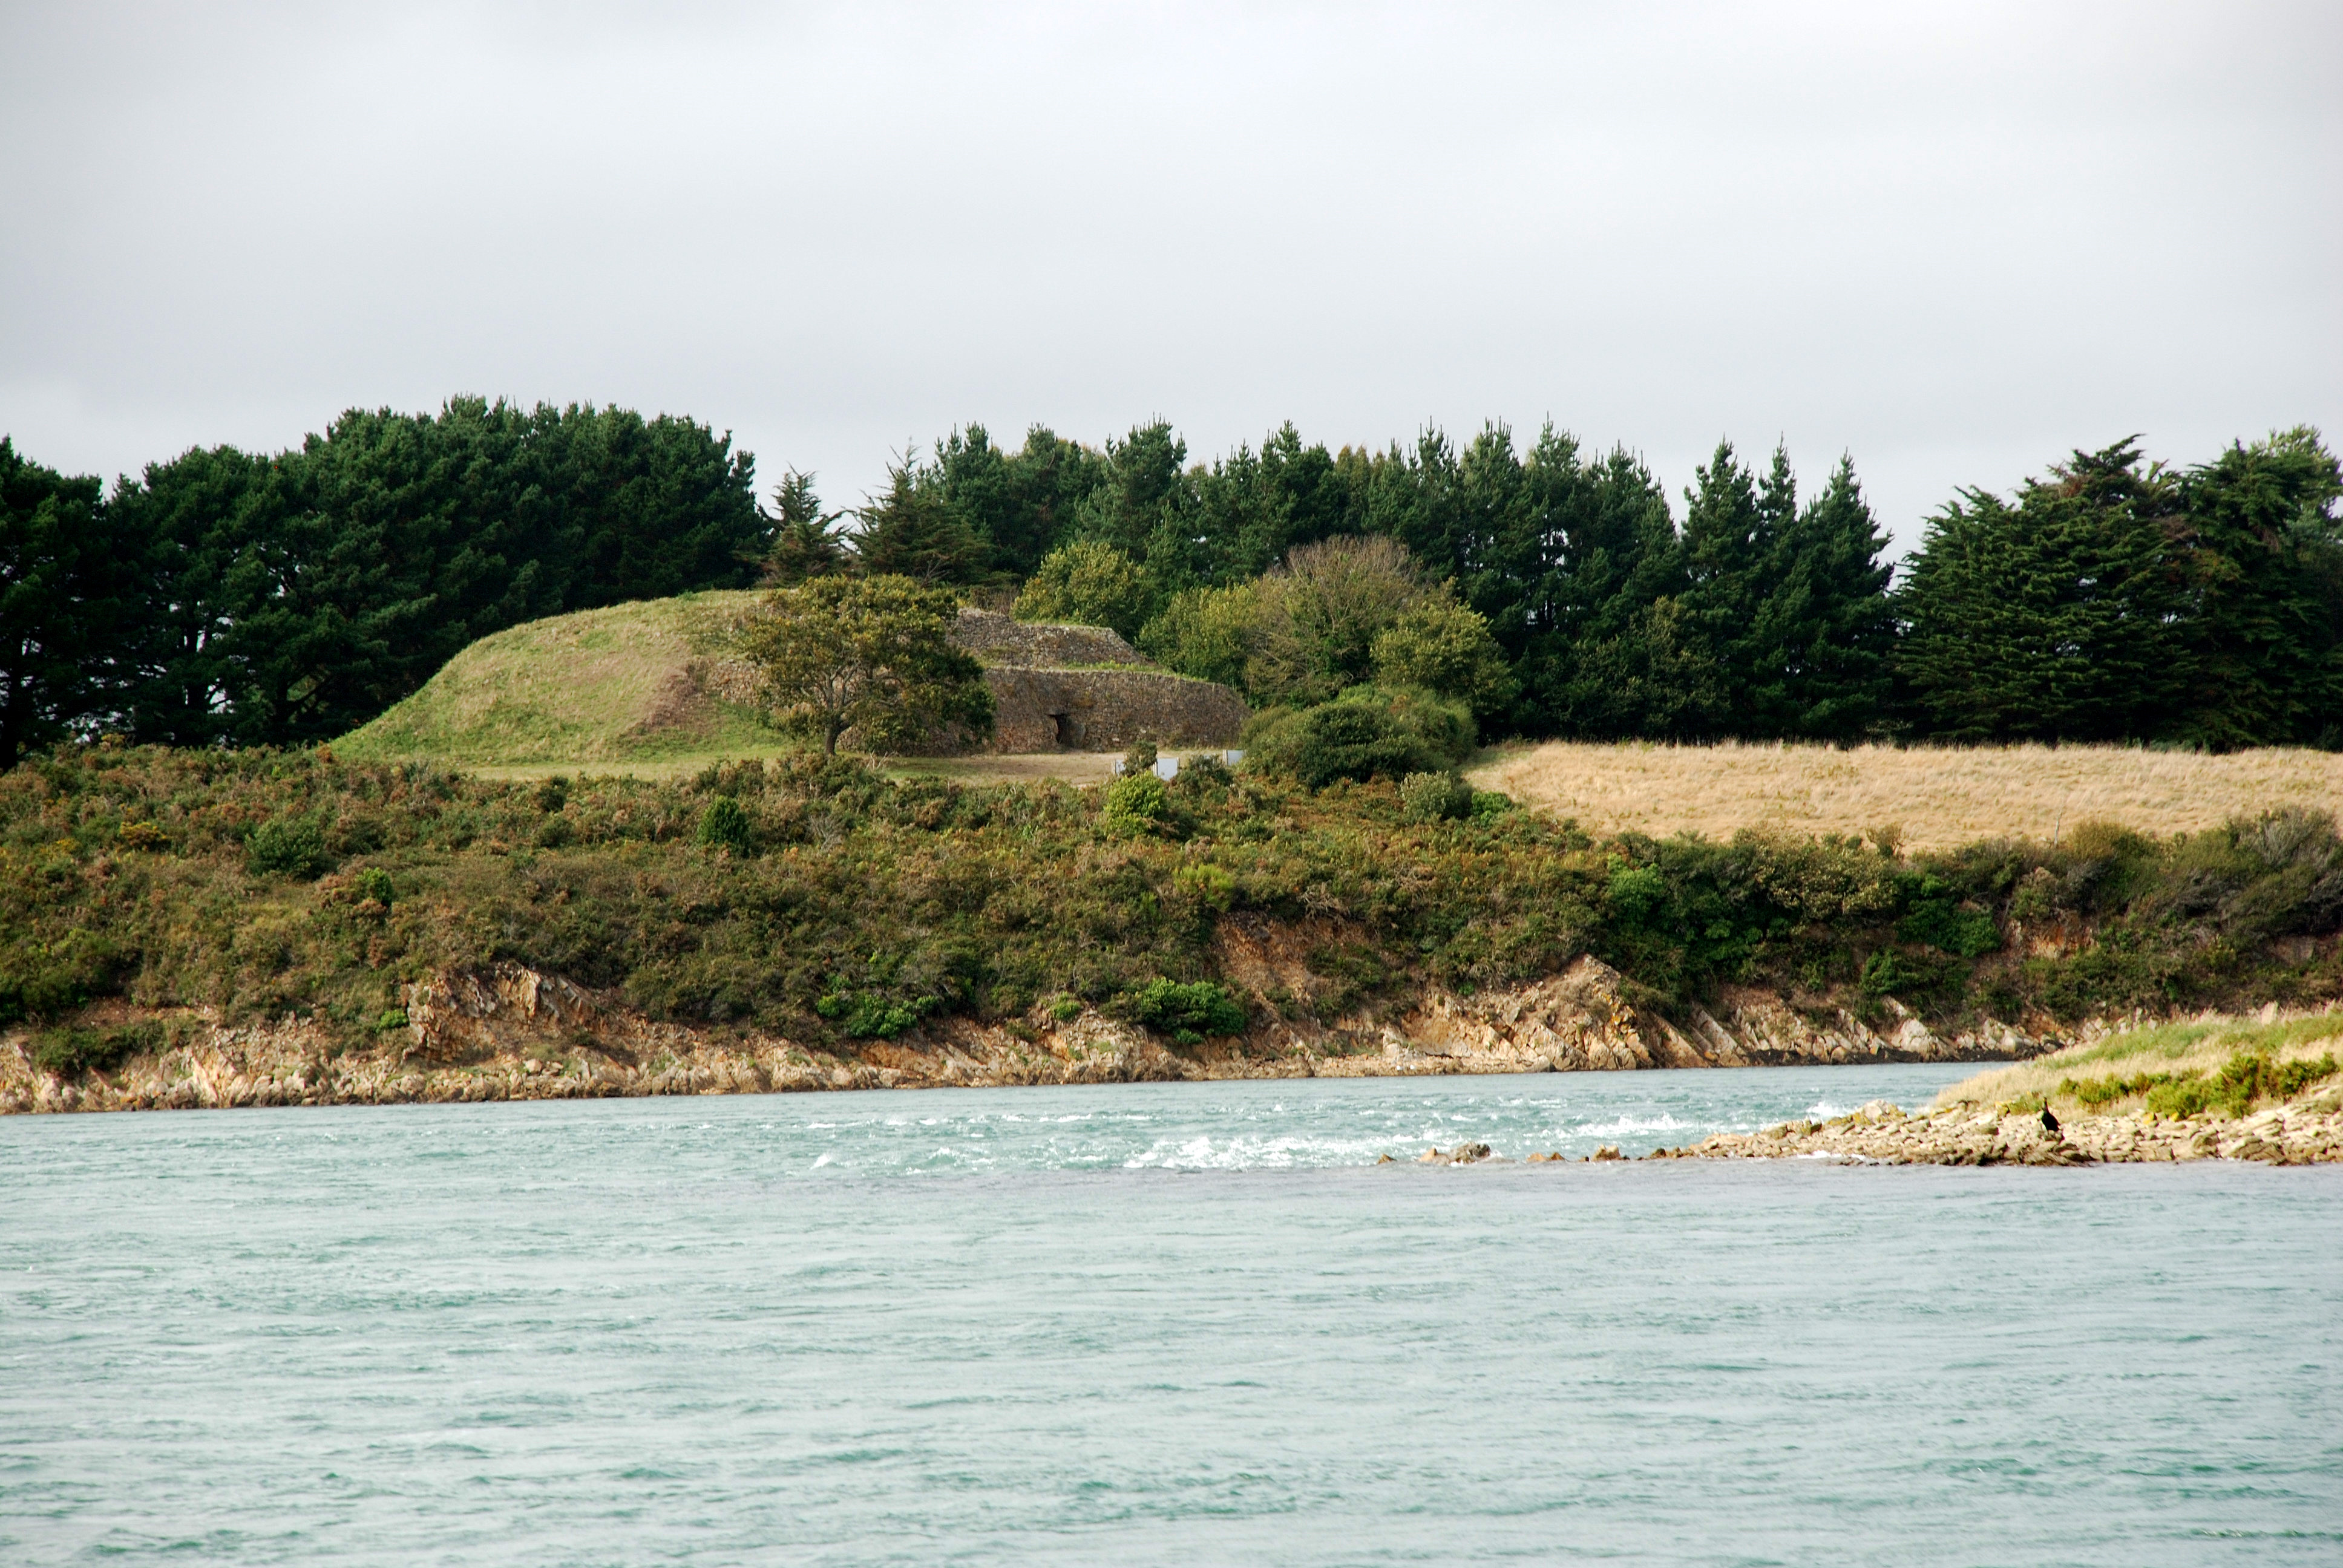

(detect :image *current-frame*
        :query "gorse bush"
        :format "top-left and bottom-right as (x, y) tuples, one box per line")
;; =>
(1121, 979), (1247, 1044)
(697, 796), (753, 853)
(1240, 685), (1472, 788)
(245, 815), (332, 879)
(31, 1020), (163, 1080)
(1399, 771), (1474, 824)
(7, 745), (2343, 1057)
(1102, 772), (1171, 835)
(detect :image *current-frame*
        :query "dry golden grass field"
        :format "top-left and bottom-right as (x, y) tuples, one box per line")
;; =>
(1469, 740), (2343, 849)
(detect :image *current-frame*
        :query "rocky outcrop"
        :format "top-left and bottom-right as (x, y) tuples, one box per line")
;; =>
(0, 949), (2065, 1117)
(1659, 1099), (2343, 1165)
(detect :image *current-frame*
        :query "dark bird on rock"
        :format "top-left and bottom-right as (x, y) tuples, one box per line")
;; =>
(2040, 1108), (2061, 1133)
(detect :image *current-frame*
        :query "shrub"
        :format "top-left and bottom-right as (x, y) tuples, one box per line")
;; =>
(814, 990), (920, 1039)
(1400, 771), (1474, 824)
(246, 815), (332, 879)
(1470, 790), (1515, 823)
(1122, 740), (1158, 774)
(1172, 861), (1237, 912)
(1121, 978), (1247, 1044)
(1605, 864), (1670, 924)
(697, 796), (753, 853)
(353, 867), (396, 907)
(1103, 772), (1170, 835)
(2125, 1048), (2343, 1118)
(1240, 685), (1472, 788)
(1371, 599), (1519, 717)
(31, 1020), (163, 1079)
(1897, 898), (2001, 957)
(1014, 539), (1155, 642)
(0, 930), (126, 1024)
(1138, 581), (1258, 690)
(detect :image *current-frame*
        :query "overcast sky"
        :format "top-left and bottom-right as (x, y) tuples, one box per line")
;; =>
(4, 1), (2338, 555)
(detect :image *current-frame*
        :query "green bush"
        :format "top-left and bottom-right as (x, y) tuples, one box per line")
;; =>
(697, 796), (753, 853)
(353, 867), (396, 907)
(1103, 772), (1170, 835)
(814, 990), (920, 1039)
(1371, 599), (1519, 717)
(1172, 861), (1237, 911)
(1470, 790), (1515, 823)
(1014, 538), (1155, 642)
(246, 815), (332, 878)
(0, 930), (126, 1024)
(1898, 898), (2001, 957)
(1121, 978), (1247, 1044)
(1399, 771), (1474, 824)
(1240, 685), (1472, 788)
(31, 1020), (163, 1079)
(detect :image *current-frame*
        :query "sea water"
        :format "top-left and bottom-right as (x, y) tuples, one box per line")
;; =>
(2, 1065), (2336, 1565)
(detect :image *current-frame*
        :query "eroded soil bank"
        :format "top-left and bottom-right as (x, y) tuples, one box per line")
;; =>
(4, 955), (2039, 1115)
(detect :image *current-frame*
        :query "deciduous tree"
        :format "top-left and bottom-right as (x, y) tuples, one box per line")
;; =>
(739, 575), (992, 754)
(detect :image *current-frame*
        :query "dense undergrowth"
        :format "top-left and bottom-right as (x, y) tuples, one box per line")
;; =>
(7, 743), (2343, 1070)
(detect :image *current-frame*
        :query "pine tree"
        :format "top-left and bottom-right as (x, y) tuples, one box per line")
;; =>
(1676, 441), (1770, 733)
(0, 439), (131, 765)
(2170, 428), (2343, 746)
(851, 456), (992, 586)
(1742, 453), (1895, 739)
(761, 469), (850, 586)
(1895, 440), (2189, 742)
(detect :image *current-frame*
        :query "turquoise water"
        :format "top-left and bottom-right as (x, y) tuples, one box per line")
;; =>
(4, 1065), (2338, 1565)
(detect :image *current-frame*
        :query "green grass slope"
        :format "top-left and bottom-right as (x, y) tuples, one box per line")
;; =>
(335, 591), (787, 774)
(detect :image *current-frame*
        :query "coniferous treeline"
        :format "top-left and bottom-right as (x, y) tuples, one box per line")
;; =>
(0, 400), (765, 763)
(5, 406), (2338, 767)
(843, 420), (2343, 750)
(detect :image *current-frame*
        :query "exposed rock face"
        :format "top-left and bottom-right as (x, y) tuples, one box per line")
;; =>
(1661, 1100), (2343, 1166)
(1, 949), (2058, 1117)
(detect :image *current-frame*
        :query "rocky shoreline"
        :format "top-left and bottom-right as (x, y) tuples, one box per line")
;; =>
(1653, 1097), (2343, 1166)
(4, 953), (2051, 1116)
(7, 959), (2336, 1165)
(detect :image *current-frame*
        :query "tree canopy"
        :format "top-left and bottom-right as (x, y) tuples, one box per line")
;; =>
(4, 405), (2336, 766)
(738, 576), (993, 756)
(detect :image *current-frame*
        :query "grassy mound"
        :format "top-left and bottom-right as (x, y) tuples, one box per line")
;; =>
(335, 591), (782, 773)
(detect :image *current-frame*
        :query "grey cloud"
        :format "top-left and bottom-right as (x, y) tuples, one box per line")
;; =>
(4, 0), (2338, 552)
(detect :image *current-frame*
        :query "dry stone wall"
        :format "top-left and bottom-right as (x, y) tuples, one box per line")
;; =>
(952, 609), (1247, 753)
(983, 667), (1249, 751)
(951, 609), (1150, 669)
